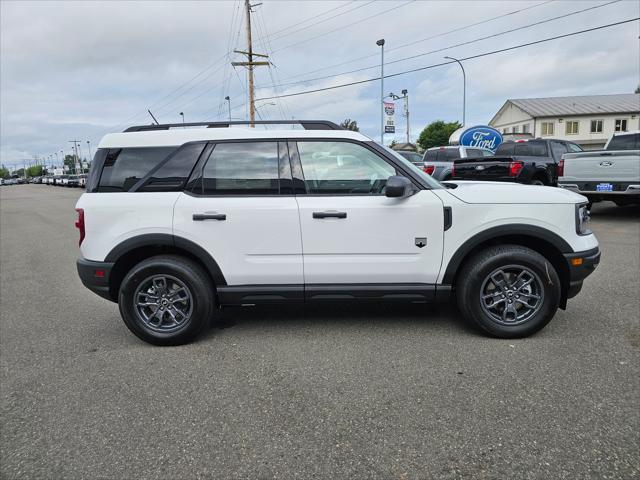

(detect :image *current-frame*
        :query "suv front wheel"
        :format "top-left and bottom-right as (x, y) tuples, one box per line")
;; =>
(118, 255), (215, 345)
(456, 245), (561, 338)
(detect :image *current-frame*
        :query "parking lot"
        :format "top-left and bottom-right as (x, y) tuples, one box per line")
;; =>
(1, 184), (638, 479)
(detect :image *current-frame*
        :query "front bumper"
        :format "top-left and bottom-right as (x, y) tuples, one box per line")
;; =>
(563, 247), (601, 299)
(77, 258), (115, 301)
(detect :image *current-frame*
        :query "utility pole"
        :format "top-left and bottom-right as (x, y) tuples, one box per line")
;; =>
(232, 1), (269, 126)
(402, 89), (410, 145)
(69, 140), (82, 174)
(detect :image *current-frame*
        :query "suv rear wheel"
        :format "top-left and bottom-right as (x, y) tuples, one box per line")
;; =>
(118, 255), (215, 345)
(456, 245), (561, 338)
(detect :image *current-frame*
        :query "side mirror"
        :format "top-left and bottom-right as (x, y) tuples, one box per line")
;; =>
(385, 175), (413, 198)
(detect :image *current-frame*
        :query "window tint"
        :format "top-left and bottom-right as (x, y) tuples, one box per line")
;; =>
(481, 149), (494, 157)
(466, 148), (484, 157)
(514, 141), (547, 156)
(98, 147), (176, 192)
(86, 148), (107, 192)
(495, 143), (515, 155)
(425, 150), (438, 162)
(607, 133), (640, 150)
(297, 141), (395, 194)
(138, 143), (205, 192)
(550, 141), (567, 160)
(201, 142), (280, 195)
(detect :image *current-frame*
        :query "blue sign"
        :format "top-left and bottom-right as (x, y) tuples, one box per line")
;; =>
(459, 126), (503, 152)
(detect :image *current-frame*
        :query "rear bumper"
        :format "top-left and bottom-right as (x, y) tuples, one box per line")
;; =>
(77, 258), (115, 301)
(564, 247), (601, 299)
(559, 182), (640, 196)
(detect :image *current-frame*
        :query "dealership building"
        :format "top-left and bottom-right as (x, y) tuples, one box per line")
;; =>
(489, 93), (640, 150)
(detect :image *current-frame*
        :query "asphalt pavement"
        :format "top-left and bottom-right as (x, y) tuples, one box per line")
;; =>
(1, 185), (638, 479)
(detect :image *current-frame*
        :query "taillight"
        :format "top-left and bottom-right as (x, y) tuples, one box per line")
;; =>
(558, 159), (565, 177)
(509, 161), (524, 177)
(75, 208), (85, 246)
(423, 164), (435, 175)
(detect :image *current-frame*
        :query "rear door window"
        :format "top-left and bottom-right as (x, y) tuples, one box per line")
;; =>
(137, 142), (206, 192)
(199, 141), (282, 195)
(97, 147), (176, 192)
(424, 150), (438, 162)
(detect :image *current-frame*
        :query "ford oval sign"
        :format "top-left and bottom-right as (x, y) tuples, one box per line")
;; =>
(459, 126), (503, 152)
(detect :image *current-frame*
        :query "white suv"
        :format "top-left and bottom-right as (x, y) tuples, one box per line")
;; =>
(76, 120), (600, 345)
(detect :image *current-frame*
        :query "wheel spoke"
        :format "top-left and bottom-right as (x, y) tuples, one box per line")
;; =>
(490, 270), (508, 291)
(133, 274), (193, 332)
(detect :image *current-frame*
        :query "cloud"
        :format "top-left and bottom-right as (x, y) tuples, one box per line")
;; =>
(1, 0), (639, 165)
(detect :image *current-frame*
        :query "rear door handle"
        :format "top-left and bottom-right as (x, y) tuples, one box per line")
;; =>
(312, 211), (347, 219)
(193, 213), (226, 221)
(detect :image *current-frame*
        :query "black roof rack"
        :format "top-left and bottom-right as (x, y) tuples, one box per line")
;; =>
(123, 120), (344, 132)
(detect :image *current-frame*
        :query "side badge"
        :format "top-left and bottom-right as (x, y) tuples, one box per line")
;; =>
(415, 237), (427, 248)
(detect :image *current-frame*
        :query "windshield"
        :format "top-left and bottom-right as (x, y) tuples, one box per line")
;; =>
(607, 133), (640, 150)
(379, 145), (443, 189)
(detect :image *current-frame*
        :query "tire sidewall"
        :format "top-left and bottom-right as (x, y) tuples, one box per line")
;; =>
(462, 249), (561, 338)
(119, 257), (212, 345)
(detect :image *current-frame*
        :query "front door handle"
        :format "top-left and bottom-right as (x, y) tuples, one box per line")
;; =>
(312, 211), (347, 219)
(193, 213), (226, 221)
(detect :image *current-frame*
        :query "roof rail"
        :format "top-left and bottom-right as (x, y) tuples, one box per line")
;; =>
(123, 120), (344, 132)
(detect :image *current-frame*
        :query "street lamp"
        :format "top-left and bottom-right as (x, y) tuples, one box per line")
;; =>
(377, 38), (385, 143)
(224, 96), (231, 121)
(86, 140), (92, 162)
(179, 112), (185, 126)
(444, 56), (466, 126)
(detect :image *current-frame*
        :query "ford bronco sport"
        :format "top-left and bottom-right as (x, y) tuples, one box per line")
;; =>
(76, 120), (600, 345)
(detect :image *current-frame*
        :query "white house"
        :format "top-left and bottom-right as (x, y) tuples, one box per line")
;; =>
(489, 93), (640, 150)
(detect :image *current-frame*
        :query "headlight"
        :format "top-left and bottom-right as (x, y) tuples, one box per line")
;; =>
(575, 203), (591, 235)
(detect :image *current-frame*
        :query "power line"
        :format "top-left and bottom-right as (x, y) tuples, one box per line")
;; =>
(261, 0), (622, 90)
(272, 0), (417, 53)
(258, 1), (375, 46)
(256, 18), (639, 102)
(275, 0), (556, 84)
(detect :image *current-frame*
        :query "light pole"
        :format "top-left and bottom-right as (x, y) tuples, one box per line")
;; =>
(77, 142), (84, 173)
(179, 112), (185, 127)
(224, 96), (232, 121)
(377, 39), (385, 143)
(444, 56), (466, 126)
(60, 150), (64, 169)
(86, 140), (92, 163)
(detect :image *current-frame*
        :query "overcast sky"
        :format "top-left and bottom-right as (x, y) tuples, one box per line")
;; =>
(1, 0), (638, 167)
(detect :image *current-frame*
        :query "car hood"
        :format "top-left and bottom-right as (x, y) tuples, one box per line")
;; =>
(441, 180), (587, 204)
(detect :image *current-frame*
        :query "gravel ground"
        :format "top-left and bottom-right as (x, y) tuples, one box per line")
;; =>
(1, 184), (638, 479)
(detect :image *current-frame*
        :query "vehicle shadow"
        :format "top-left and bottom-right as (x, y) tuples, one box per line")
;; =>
(201, 301), (478, 340)
(589, 201), (640, 220)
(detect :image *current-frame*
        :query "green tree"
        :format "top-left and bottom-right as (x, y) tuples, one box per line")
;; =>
(64, 154), (76, 171)
(340, 118), (359, 131)
(0, 165), (9, 179)
(388, 139), (398, 148)
(26, 165), (44, 177)
(635, 85), (640, 94)
(417, 120), (462, 151)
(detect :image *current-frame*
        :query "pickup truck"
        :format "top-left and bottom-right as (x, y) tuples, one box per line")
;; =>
(558, 131), (640, 207)
(422, 145), (494, 181)
(451, 139), (583, 186)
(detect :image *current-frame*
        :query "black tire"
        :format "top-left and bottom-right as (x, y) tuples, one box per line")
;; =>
(456, 245), (561, 338)
(529, 178), (545, 186)
(118, 255), (215, 346)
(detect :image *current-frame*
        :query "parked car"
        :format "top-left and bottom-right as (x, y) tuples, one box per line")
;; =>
(451, 139), (583, 186)
(57, 175), (70, 186)
(558, 131), (640, 207)
(78, 174), (87, 188)
(396, 150), (423, 168)
(422, 145), (494, 181)
(67, 175), (80, 187)
(75, 120), (599, 346)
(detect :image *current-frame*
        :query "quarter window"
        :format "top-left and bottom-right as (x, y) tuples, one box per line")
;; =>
(614, 119), (628, 132)
(200, 142), (281, 195)
(541, 122), (554, 136)
(138, 142), (206, 192)
(565, 121), (579, 135)
(297, 141), (396, 195)
(590, 120), (603, 133)
(98, 147), (177, 192)
(522, 124), (530, 134)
